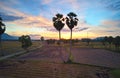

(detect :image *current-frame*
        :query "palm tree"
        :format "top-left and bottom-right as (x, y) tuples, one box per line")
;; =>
(66, 12), (78, 62)
(102, 36), (108, 47)
(0, 17), (6, 56)
(52, 13), (65, 62)
(66, 12), (78, 40)
(52, 13), (65, 40)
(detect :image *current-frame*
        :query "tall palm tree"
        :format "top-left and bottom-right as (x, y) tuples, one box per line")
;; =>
(66, 12), (78, 62)
(52, 13), (65, 40)
(0, 17), (6, 56)
(52, 13), (65, 62)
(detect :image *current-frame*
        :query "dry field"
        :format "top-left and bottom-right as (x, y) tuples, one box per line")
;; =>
(0, 41), (120, 78)
(0, 41), (41, 56)
(0, 60), (113, 78)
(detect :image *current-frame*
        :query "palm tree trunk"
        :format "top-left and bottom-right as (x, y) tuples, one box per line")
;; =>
(59, 31), (64, 63)
(59, 31), (61, 40)
(70, 29), (72, 51)
(70, 29), (72, 52)
(68, 29), (72, 62)
(70, 29), (72, 41)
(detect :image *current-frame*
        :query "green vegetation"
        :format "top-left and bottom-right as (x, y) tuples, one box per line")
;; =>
(45, 39), (120, 53)
(110, 69), (120, 78)
(69, 41), (120, 53)
(0, 41), (41, 57)
(19, 35), (32, 50)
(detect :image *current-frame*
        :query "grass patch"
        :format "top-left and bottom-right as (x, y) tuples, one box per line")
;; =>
(110, 69), (120, 78)
(0, 41), (41, 57)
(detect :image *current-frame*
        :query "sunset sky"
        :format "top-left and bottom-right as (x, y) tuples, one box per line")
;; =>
(0, 0), (120, 39)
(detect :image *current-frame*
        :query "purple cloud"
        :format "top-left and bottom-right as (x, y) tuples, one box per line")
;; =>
(0, 12), (24, 22)
(75, 27), (89, 32)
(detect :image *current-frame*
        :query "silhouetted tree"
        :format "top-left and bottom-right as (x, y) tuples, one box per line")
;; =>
(41, 36), (44, 41)
(81, 38), (91, 46)
(87, 38), (91, 46)
(0, 17), (5, 35)
(74, 39), (79, 43)
(66, 12), (78, 62)
(52, 13), (65, 41)
(19, 35), (32, 51)
(0, 17), (6, 56)
(52, 13), (65, 63)
(46, 39), (56, 44)
(66, 12), (78, 40)
(103, 36), (113, 48)
(40, 36), (44, 46)
(113, 36), (120, 50)
(107, 36), (113, 48)
(102, 36), (108, 47)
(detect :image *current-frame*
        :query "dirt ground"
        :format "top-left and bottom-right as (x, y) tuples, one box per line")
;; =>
(71, 48), (120, 68)
(0, 60), (113, 78)
(17, 44), (120, 68)
(0, 44), (119, 78)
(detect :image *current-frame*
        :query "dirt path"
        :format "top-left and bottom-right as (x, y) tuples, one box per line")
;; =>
(17, 44), (120, 68)
(17, 45), (67, 63)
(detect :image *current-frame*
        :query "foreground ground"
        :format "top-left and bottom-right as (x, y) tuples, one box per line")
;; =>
(17, 44), (120, 68)
(0, 43), (120, 78)
(0, 60), (112, 78)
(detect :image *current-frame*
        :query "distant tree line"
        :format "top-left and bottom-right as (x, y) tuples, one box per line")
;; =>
(102, 36), (120, 50)
(46, 39), (56, 44)
(81, 36), (120, 51)
(81, 38), (91, 46)
(45, 39), (79, 45)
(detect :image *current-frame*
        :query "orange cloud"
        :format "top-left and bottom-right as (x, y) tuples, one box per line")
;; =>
(0, 3), (52, 28)
(13, 15), (52, 28)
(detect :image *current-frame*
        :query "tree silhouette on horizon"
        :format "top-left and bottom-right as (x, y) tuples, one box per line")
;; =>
(52, 13), (65, 63)
(66, 12), (78, 62)
(52, 13), (65, 40)
(0, 17), (6, 35)
(0, 17), (6, 56)
(19, 35), (32, 52)
(113, 36), (120, 50)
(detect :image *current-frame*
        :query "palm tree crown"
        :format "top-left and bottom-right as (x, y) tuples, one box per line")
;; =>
(52, 13), (65, 31)
(66, 12), (78, 30)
